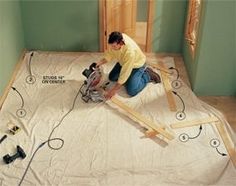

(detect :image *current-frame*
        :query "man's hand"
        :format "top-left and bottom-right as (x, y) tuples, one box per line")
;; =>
(104, 82), (122, 100)
(105, 89), (117, 99)
(96, 58), (107, 68)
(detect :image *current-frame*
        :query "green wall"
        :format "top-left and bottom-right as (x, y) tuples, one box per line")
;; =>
(0, 0), (25, 96)
(152, 0), (187, 53)
(20, 0), (186, 53)
(20, 0), (99, 51)
(183, 1), (236, 96)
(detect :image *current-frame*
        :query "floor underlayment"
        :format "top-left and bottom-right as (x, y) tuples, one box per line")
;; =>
(0, 51), (235, 186)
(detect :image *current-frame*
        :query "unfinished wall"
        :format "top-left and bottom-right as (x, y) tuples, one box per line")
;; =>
(0, 0), (25, 96)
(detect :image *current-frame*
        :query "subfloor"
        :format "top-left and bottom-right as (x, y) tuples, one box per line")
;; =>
(171, 55), (236, 133)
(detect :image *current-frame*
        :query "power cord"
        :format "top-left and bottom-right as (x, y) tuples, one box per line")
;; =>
(18, 88), (81, 186)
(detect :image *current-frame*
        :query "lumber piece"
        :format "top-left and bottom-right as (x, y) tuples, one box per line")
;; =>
(145, 130), (159, 138)
(108, 97), (155, 135)
(215, 121), (236, 168)
(145, 125), (166, 137)
(158, 61), (177, 112)
(146, 62), (171, 74)
(110, 97), (174, 140)
(170, 116), (219, 129)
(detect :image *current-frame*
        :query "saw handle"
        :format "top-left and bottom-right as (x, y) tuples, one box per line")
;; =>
(89, 63), (97, 70)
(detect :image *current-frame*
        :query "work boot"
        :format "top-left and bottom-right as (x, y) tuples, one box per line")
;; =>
(145, 67), (161, 83)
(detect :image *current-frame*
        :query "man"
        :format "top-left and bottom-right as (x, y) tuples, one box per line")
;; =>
(97, 31), (161, 99)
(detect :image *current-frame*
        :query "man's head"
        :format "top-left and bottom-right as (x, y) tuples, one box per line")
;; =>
(108, 31), (124, 50)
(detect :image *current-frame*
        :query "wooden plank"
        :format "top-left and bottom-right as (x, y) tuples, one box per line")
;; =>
(170, 116), (219, 129)
(145, 130), (159, 138)
(108, 97), (154, 134)
(109, 97), (155, 135)
(215, 121), (236, 167)
(146, 61), (171, 74)
(158, 61), (177, 112)
(110, 97), (174, 140)
(0, 50), (27, 110)
(145, 125), (165, 138)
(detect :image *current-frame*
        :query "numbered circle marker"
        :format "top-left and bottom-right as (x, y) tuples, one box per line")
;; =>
(176, 111), (186, 120)
(16, 108), (26, 118)
(26, 75), (36, 84)
(179, 133), (189, 142)
(172, 80), (182, 89)
(210, 138), (220, 148)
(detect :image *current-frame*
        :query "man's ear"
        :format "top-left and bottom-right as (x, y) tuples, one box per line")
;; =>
(119, 40), (125, 45)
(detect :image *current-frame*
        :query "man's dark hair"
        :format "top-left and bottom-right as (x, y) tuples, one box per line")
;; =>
(108, 31), (123, 44)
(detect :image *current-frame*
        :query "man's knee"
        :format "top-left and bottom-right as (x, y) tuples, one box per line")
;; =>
(126, 88), (139, 97)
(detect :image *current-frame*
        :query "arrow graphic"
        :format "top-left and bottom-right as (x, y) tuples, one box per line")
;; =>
(210, 138), (227, 157)
(169, 67), (180, 79)
(216, 148), (227, 156)
(28, 52), (34, 76)
(12, 87), (24, 108)
(189, 125), (202, 139)
(179, 125), (203, 142)
(172, 91), (185, 112)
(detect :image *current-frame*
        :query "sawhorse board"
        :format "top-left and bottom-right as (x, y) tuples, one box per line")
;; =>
(147, 61), (177, 112)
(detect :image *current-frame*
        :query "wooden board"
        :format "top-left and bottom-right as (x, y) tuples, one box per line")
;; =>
(158, 61), (177, 112)
(146, 61), (171, 74)
(170, 116), (219, 129)
(110, 97), (174, 140)
(215, 121), (236, 168)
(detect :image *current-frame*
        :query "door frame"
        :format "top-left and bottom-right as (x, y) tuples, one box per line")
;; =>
(99, 0), (155, 52)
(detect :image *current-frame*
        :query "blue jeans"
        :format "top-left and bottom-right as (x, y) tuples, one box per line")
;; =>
(109, 63), (150, 96)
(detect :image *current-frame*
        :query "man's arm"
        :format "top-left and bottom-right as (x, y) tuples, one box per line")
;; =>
(105, 82), (122, 99)
(96, 58), (108, 67)
(105, 50), (134, 99)
(96, 57), (120, 99)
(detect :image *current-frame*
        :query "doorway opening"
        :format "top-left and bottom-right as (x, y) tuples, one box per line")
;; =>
(134, 0), (148, 51)
(99, 0), (154, 52)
